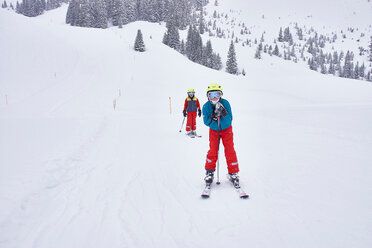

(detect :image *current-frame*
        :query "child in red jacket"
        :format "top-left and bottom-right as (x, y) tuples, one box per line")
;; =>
(183, 88), (201, 137)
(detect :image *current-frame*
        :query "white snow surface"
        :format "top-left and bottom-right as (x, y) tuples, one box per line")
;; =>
(1, 2), (372, 248)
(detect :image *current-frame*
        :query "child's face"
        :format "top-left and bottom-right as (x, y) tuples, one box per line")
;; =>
(208, 91), (221, 104)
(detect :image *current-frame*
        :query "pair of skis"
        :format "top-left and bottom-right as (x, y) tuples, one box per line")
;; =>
(186, 132), (202, 138)
(201, 175), (249, 199)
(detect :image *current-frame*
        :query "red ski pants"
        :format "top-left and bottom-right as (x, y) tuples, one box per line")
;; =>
(186, 112), (197, 131)
(205, 126), (239, 174)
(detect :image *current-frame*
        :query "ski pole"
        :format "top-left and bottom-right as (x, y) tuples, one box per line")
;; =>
(216, 116), (221, 185)
(179, 116), (186, 132)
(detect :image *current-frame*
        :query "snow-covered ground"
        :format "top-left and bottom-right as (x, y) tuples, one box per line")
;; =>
(1, 2), (372, 248)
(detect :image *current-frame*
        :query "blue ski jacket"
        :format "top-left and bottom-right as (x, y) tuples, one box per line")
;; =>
(202, 98), (233, 131)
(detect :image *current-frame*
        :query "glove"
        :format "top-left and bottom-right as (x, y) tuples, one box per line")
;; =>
(209, 112), (218, 122)
(198, 109), (201, 117)
(183, 110), (187, 117)
(215, 102), (228, 117)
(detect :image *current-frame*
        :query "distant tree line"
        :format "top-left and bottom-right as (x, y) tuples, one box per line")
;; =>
(66, 0), (209, 29)
(15, 0), (67, 17)
(163, 21), (224, 72)
(256, 26), (372, 82)
(2, 0), (14, 9)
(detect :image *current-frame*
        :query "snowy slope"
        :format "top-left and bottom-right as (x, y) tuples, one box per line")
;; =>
(201, 0), (372, 78)
(1, 3), (372, 248)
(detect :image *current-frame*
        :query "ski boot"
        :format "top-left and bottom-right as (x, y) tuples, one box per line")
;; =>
(227, 173), (240, 189)
(204, 169), (215, 186)
(187, 131), (195, 138)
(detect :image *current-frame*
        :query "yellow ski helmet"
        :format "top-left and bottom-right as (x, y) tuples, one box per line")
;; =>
(187, 88), (195, 93)
(206, 83), (223, 96)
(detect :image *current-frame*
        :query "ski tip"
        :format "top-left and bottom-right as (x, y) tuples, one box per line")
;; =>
(240, 194), (249, 199)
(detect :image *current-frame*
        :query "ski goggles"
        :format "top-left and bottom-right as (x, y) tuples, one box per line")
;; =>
(188, 92), (194, 95)
(208, 91), (221, 99)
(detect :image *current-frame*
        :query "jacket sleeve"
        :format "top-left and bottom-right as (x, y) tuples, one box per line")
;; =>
(183, 99), (188, 111)
(197, 99), (201, 110)
(203, 103), (212, 127)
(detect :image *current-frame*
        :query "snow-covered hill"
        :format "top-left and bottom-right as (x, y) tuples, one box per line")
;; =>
(200, 0), (372, 80)
(1, 2), (372, 248)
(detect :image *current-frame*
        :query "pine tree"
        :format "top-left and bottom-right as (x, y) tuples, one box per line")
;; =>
(16, 1), (22, 13)
(273, 44), (280, 56)
(180, 39), (186, 55)
(165, 21), (180, 51)
(185, 25), (203, 63)
(278, 27), (283, 42)
(79, 0), (94, 27)
(199, 9), (205, 34)
(185, 25), (194, 58)
(360, 63), (366, 78)
(309, 57), (318, 71)
(343, 51), (354, 78)
(328, 60), (336, 75)
(66, 0), (80, 25)
(369, 36), (372, 62)
(297, 27), (303, 40)
(124, 0), (138, 24)
(320, 63), (327, 74)
(354, 62), (360, 79)
(92, 0), (108, 28)
(202, 40), (214, 68)
(226, 40), (238, 75)
(254, 46), (261, 59)
(112, 0), (125, 27)
(134, 29), (146, 52)
(212, 53), (222, 70)
(367, 71), (372, 82)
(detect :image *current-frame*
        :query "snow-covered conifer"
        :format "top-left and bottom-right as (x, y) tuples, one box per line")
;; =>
(297, 28), (303, 40)
(212, 52), (222, 70)
(79, 0), (94, 27)
(92, 0), (108, 29)
(343, 51), (354, 78)
(309, 57), (318, 71)
(134, 29), (146, 52)
(320, 63), (327, 74)
(369, 36), (372, 62)
(328, 59), (335, 75)
(202, 40), (214, 68)
(367, 71), (372, 81)
(66, 0), (80, 25)
(354, 62), (360, 79)
(273, 44), (280, 56)
(124, 0), (138, 24)
(165, 21), (180, 51)
(360, 63), (366, 78)
(180, 40), (186, 55)
(254, 46), (262, 59)
(226, 40), (238, 74)
(278, 27), (284, 42)
(112, 0), (125, 27)
(199, 10), (205, 34)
